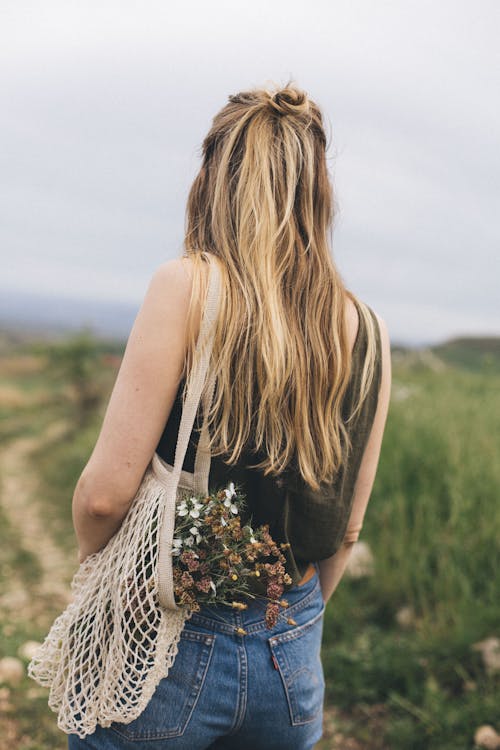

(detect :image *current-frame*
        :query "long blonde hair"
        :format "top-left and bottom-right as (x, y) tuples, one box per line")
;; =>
(181, 81), (377, 491)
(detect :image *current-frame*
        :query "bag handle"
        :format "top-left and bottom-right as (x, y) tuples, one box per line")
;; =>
(157, 251), (221, 611)
(170, 251), (221, 486)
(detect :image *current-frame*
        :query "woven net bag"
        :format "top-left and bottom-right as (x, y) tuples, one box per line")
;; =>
(28, 252), (222, 738)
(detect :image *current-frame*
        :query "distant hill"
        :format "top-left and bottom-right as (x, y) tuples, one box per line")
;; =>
(0, 288), (136, 343)
(1, 289), (499, 371)
(431, 337), (500, 371)
(391, 337), (500, 373)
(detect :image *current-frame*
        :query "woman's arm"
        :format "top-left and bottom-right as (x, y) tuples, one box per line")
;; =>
(318, 313), (392, 604)
(72, 258), (198, 563)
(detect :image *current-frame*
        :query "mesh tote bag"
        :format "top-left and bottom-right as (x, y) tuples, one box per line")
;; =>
(28, 252), (222, 738)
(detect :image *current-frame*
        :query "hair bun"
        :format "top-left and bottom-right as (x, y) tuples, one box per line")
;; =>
(266, 87), (309, 116)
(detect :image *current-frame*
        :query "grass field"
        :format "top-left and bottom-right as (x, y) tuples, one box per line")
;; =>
(0, 330), (499, 749)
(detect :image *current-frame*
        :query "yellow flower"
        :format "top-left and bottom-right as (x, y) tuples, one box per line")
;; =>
(231, 573), (238, 581)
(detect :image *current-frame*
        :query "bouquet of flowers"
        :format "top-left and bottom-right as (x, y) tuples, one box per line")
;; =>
(171, 481), (296, 631)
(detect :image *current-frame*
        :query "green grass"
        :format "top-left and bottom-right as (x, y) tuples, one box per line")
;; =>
(0, 489), (66, 750)
(0, 502), (43, 591)
(29, 418), (105, 554)
(320, 359), (500, 747)
(1, 334), (499, 748)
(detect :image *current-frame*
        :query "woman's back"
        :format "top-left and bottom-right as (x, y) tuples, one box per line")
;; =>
(155, 257), (385, 589)
(68, 81), (392, 750)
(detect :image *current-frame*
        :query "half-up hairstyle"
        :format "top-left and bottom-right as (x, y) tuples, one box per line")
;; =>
(181, 80), (378, 492)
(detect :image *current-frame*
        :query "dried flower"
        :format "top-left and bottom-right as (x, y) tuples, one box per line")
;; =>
(180, 571), (194, 589)
(180, 551), (200, 572)
(265, 602), (281, 629)
(171, 481), (294, 631)
(195, 576), (213, 593)
(267, 582), (284, 600)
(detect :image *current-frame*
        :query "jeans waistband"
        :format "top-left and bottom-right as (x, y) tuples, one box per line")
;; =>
(185, 562), (322, 636)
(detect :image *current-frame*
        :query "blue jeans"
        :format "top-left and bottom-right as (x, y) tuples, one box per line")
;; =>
(68, 563), (325, 750)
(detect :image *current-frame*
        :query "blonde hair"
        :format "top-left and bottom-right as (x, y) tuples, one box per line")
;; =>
(181, 80), (378, 491)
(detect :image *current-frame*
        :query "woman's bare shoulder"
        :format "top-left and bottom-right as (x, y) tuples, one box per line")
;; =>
(345, 293), (390, 355)
(344, 295), (360, 355)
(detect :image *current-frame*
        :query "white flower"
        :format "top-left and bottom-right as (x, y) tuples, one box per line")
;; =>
(171, 537), (183, 555)
(189, 526), (202, 544)
(223, 498), (239, 514)
(249, 536), (257, 544)
(176, 502), (189, 517)
(189, 508), (200, 519)
(224, 482), (236, 499)
(184, 535), (195, 547)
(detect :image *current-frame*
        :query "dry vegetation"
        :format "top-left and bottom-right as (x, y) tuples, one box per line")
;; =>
(0, 330), (499, 749)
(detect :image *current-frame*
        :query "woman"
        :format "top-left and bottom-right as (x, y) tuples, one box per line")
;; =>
(69, 82), (391, 749)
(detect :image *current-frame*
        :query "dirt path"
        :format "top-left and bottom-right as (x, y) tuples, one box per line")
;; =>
(0, 425), (74, 620)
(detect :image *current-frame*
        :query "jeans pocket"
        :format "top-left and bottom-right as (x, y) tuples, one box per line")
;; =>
(110, 629), (216, 740)
(268, 608), (325, 726)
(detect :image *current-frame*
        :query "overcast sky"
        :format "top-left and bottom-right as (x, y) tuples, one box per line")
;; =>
(1, 0), (499, 344)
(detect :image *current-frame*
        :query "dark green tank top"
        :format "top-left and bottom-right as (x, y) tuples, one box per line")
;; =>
(156, 298), (382, 590)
